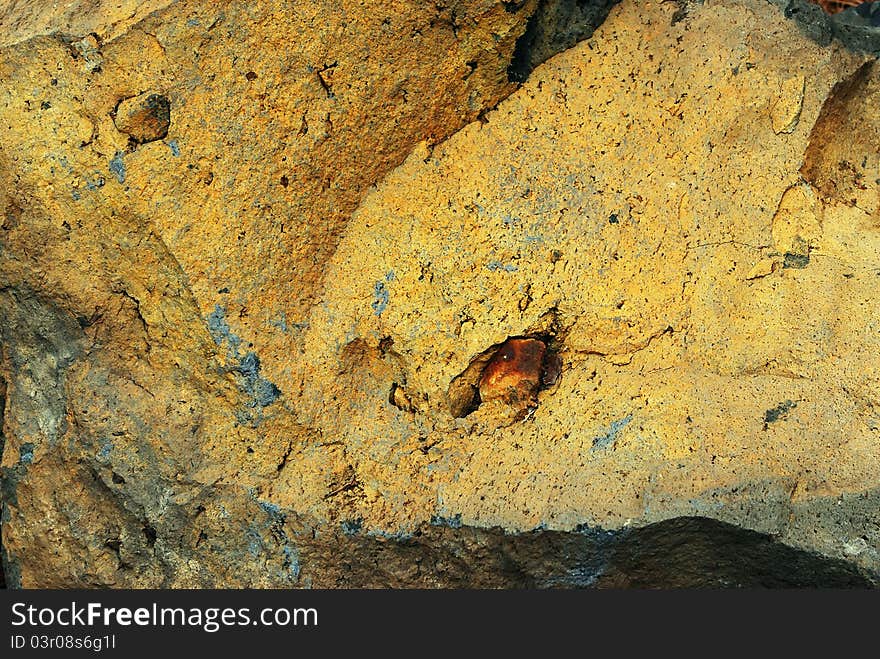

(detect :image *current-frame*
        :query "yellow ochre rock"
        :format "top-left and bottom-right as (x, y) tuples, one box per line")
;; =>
(1, 0), (879, 587)
(297, 0), (880, 573)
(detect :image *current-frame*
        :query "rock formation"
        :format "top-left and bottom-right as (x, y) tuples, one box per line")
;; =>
(1, 0), (879, 587)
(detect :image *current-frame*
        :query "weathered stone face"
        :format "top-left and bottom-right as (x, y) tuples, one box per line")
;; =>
(113, 92), (171, 144)
(1, 0), (879, 588)
(0, 0), (540, 587)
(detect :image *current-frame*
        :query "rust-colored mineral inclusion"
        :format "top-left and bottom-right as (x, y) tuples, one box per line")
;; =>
(478, 338), (547, 405)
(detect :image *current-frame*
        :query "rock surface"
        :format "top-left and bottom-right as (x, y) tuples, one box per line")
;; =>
(0, 1), (173, 48)
(2, 0), (880, 587)
(113, 91), (171, 144)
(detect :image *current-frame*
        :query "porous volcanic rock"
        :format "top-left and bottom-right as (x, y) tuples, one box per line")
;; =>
(292, 0), (880, 578)
(1, 0), (879, 588)
(0, 0), (540, 587)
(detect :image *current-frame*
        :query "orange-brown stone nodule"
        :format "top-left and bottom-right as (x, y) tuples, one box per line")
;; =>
(114, 92), (171, 144)
(478, 338), (547, 406)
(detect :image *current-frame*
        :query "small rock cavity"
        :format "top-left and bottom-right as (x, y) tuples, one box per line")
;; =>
(448, 334), (561, 419)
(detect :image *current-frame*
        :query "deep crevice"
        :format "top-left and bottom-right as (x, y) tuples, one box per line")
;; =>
(506, 0), (880, 89)
(772, 0), (880, 55)
(507, 0), (622, 83)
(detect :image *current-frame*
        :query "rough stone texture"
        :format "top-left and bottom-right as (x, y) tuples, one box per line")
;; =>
(506, 0), (622, 81)
(0, 1), (173, 47)
(0, 0), (539, 587)
(774, 0), (880, 55)
(293, 0), (880, 578)
(2, 0), (880, 588)
(113, 91), (171, 144)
